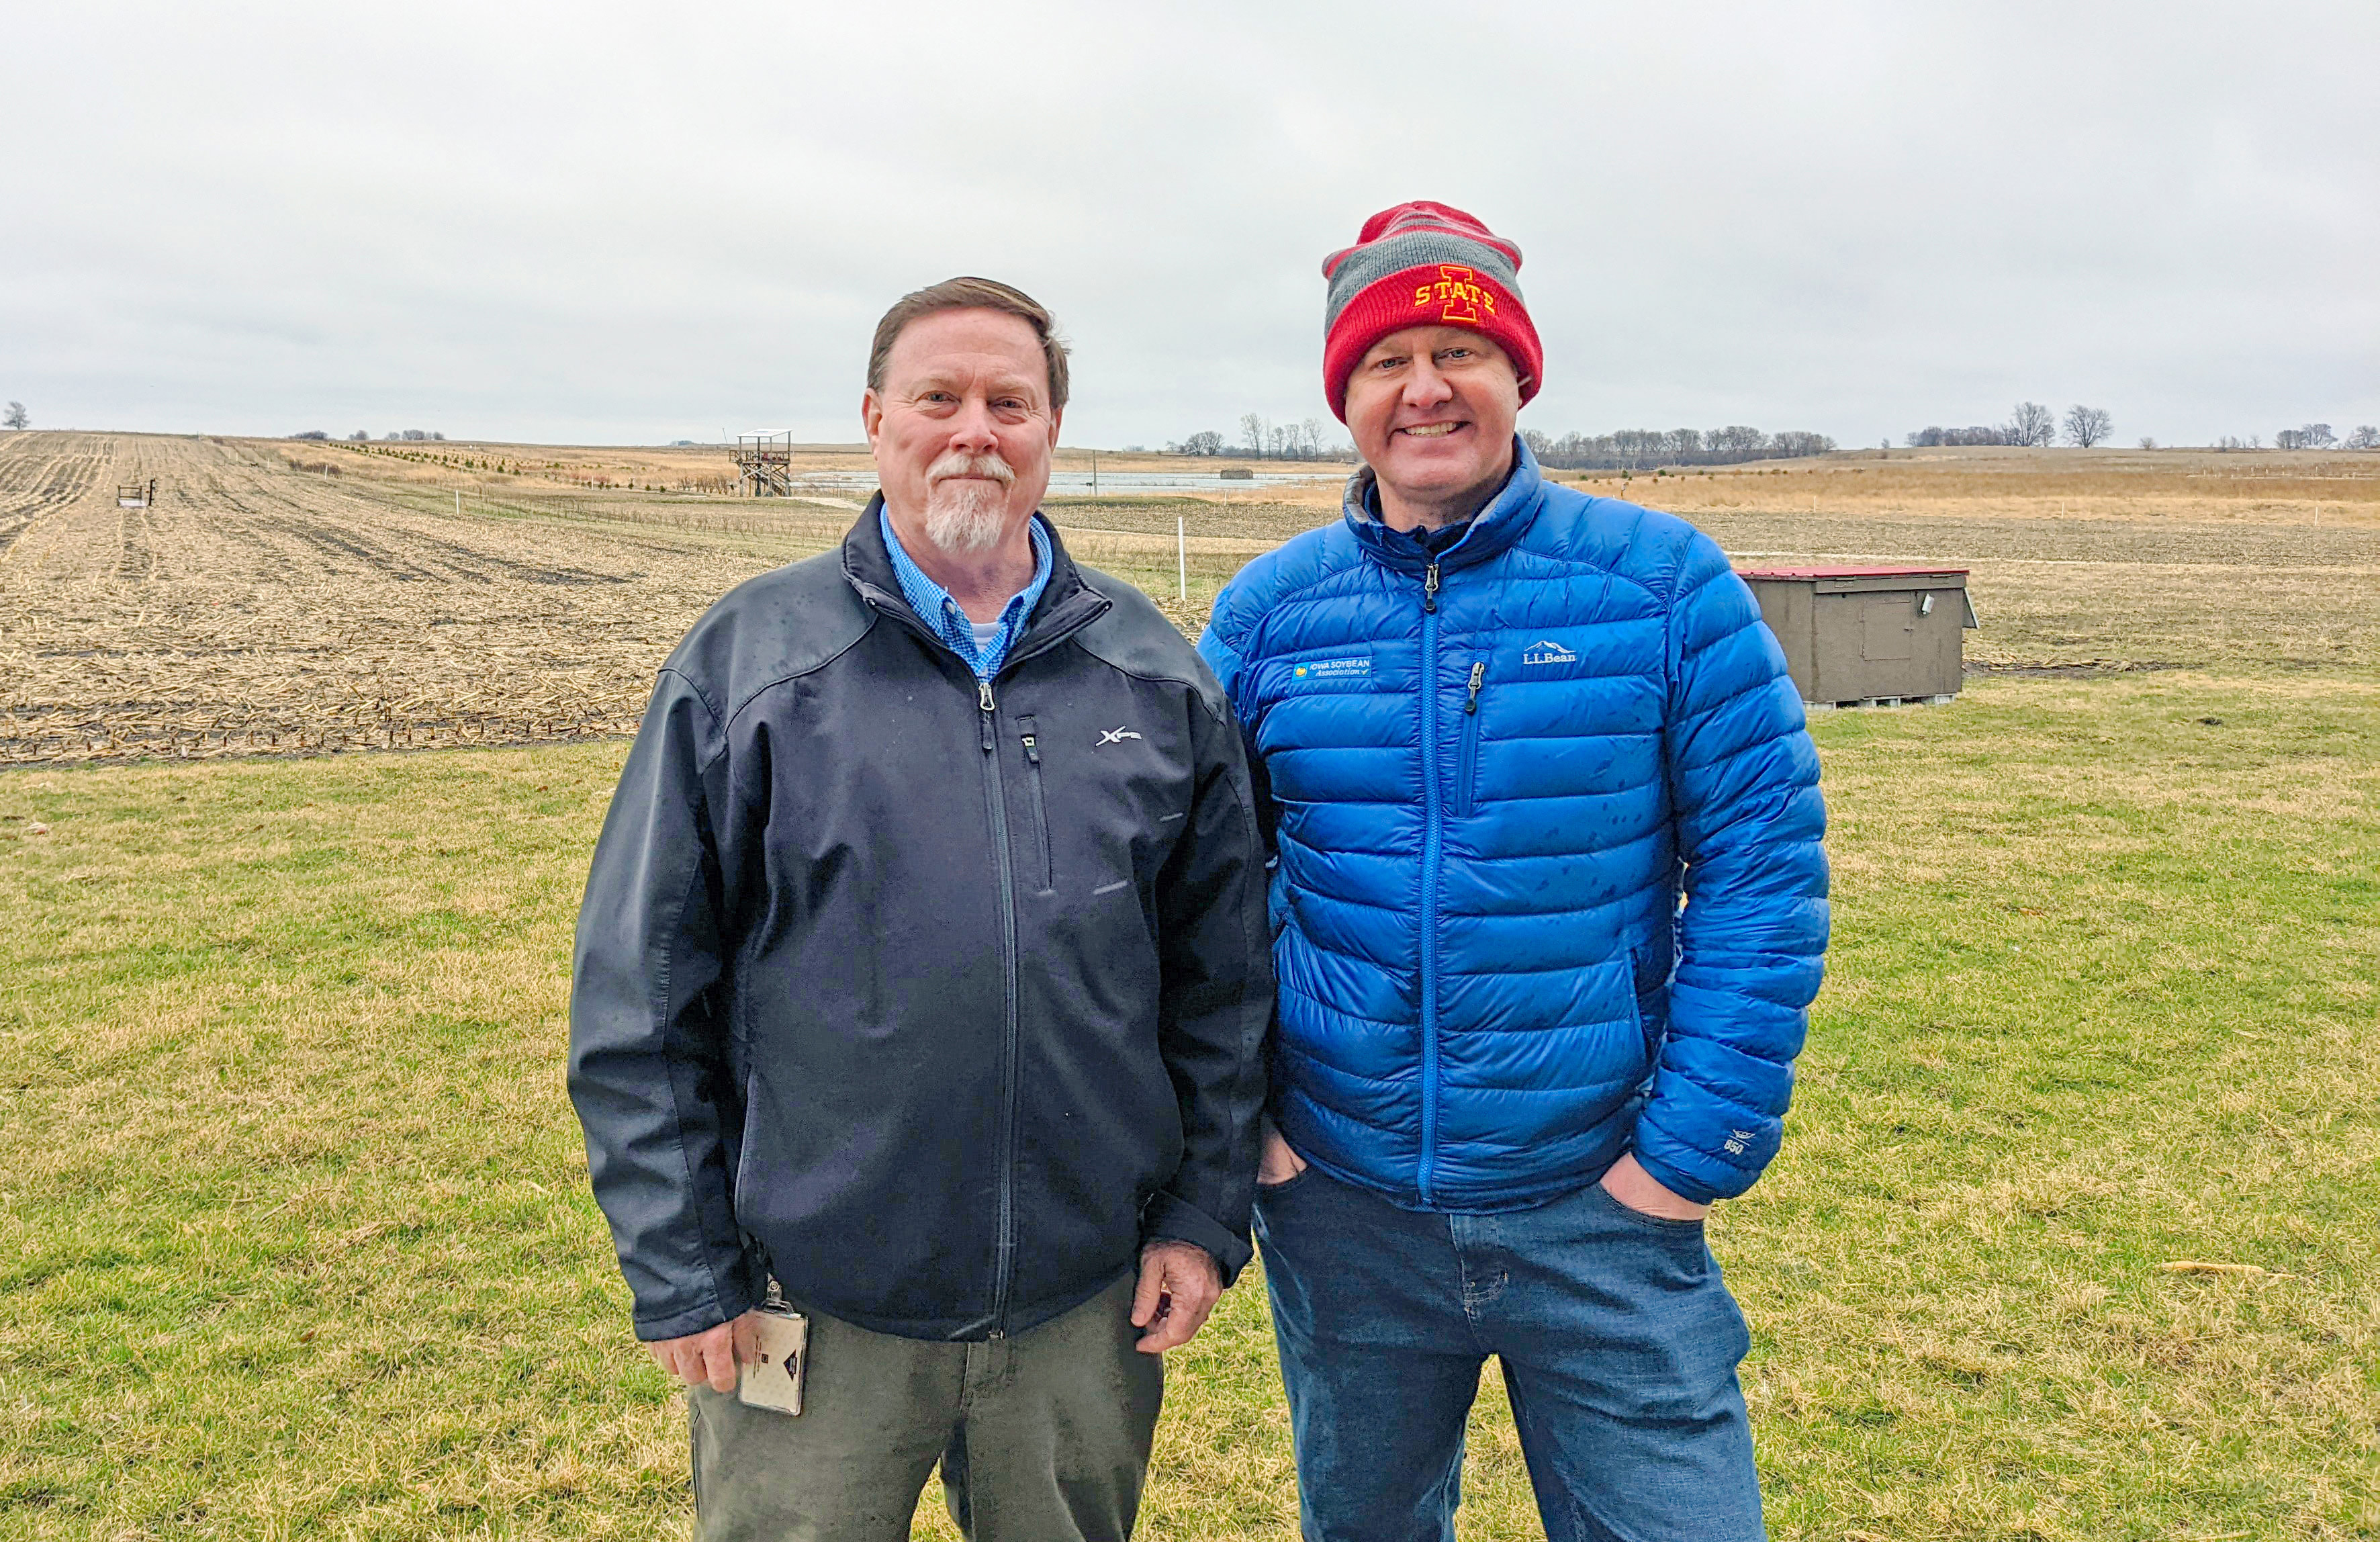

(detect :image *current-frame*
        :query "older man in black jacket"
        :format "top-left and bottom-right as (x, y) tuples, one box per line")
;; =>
(568, 277), (1272, 1542)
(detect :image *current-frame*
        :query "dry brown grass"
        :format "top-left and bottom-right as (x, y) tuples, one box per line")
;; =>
(1567, 444), (2380, 527)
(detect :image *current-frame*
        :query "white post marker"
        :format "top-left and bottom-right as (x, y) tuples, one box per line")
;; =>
(455, 489), (461, 516)
(1177, 514), (1187, 603)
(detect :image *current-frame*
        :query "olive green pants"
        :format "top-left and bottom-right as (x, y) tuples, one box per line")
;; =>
(688, 1273), (1163, 1541)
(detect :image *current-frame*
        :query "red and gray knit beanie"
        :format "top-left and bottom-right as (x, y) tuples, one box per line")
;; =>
(1320, 200), (1544, 422)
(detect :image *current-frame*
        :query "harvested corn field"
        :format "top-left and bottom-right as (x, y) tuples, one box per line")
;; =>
(0, 431), (1340, 765)
(0, 433), (856, 764)
(6, 431), (2379, 766)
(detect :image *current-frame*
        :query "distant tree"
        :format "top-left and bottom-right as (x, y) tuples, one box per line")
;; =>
(293, 429), (330, 441)
(2007, 402), (2056, 447)
(3, 401), (26, 430)
(1610, 429), (1663, 468)
(1771, 431), (1836, 458)
(1907, 425), (2009, 447)
(2063, 405), (2113, 447)
(1172, 430), (1225, 457)
(1301, 418), (1327, 461)
(1706, 425), (1768, 459)
(401, 428), (429, 442)
(2346, 425), (2380, 451)
(2138, 437), (2157, 450)
(1522, 428), (1555, 458)
(351, 430), (369, 441)
(1240, 412), (1266, 458)
(2297, 422), (2337, 450)
(2274, 428), (2307, 451)
(1662, 428), (1703, 461)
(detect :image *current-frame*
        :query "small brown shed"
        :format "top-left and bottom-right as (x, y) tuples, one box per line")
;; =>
(1736, 566), (1979, 708)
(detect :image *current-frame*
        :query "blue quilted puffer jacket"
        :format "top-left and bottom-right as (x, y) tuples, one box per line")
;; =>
(1199, 440), (1828, 1210)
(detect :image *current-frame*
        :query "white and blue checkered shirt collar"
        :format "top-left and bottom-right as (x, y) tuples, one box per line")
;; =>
(878, 506), (1055, 680)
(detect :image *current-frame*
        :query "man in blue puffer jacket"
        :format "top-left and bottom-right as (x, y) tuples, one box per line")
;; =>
(1200, 201), (1829, 1541)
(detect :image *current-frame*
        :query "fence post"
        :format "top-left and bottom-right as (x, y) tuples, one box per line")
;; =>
(1177, 514), (1187, 603)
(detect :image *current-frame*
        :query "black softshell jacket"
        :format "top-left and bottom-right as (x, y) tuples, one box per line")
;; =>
(568, 506), (1273, 1343)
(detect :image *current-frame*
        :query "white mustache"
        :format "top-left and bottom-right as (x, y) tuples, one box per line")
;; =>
(927, 451), (1016, 488)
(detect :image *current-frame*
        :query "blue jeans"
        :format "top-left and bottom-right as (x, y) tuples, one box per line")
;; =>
(1255, 1165), (1764, 1542)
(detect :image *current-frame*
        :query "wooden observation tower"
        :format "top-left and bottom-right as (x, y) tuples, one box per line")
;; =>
(733, 433), (794, 498)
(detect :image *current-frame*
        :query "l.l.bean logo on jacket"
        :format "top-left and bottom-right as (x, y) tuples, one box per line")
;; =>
(1412, 265), (1498, 325)
(1521, 639), (1578, 667)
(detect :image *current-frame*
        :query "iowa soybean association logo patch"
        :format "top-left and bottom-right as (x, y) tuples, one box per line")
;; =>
(1293, 656), (1371, 682)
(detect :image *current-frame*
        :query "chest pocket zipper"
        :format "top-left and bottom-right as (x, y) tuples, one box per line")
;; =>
(1019, 722), (1056, 895)
(1455, 659), (1487, 817)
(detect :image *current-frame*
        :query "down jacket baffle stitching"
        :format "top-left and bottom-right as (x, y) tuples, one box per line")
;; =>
(1199, 439), (1828, 1210)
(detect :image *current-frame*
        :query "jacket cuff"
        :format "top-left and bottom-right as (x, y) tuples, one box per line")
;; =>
(631, 1281), (758, 1344)
(1140, 1193), (1253, 1287)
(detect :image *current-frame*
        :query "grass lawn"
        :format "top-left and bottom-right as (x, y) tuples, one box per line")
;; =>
(2, 671), (2375, 1540)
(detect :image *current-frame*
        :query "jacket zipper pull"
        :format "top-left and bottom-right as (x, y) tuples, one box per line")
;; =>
(1021, 733), (1040, 765)
(978, 678), (995, 752)
(1465, 660), (1485, 713)
(1422, 563), (1440, 614)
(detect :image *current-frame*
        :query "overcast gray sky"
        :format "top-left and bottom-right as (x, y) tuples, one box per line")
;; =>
(4, 0), (2374, 450)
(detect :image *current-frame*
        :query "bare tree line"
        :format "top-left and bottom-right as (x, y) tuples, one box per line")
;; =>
(1905, 402), (2108, 448)
(2272, 423), (2379, 451)
(1165, 415), (1348, 460)
(1162, 418), (1838, 467)
(1523, 426), (1837, 470)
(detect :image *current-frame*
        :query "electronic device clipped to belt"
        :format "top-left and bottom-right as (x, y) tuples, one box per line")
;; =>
(737, 1279), (809, 1416)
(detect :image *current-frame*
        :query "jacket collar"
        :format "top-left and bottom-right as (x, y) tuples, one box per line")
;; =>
(843, 493), (1111, 669)
(1342, 434), (1547, 576)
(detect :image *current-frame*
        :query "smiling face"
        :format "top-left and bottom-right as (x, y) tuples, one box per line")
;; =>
(1342, 325), (1522, 528)
(863, 307), (1060, 556)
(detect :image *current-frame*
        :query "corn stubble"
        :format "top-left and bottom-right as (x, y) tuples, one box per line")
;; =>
(7, 434), (2379, 769)
(0, 432), (857, 766)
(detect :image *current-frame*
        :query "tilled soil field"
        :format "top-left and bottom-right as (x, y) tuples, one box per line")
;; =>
(5, 432), (2376, 766)
(0, 433), (854, 764)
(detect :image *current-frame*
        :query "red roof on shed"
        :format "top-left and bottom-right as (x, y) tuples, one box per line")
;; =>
(1734, 565), (1970, 580)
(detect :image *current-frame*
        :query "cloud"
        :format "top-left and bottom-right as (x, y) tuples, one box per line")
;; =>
(1, 0), (2373, 446)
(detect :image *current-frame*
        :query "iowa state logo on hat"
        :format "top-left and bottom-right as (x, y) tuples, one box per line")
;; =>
(1413, 265), (1499, 324)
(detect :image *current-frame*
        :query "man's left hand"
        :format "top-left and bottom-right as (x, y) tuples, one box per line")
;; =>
(1130, 1241), (1222, 1353)
(1598, 1150), (1713, 1222)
